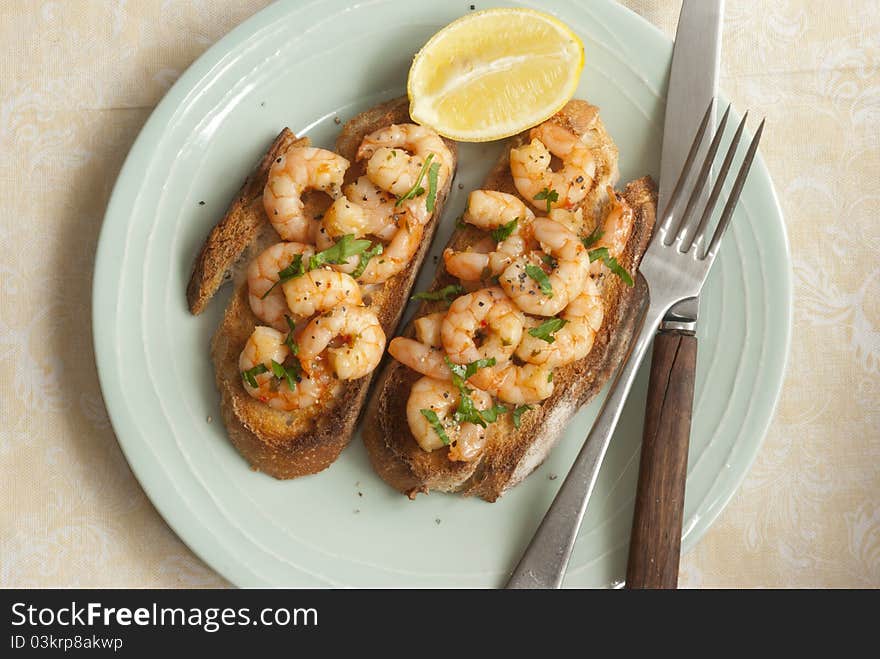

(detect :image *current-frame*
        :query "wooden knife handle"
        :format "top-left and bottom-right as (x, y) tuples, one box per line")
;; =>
(625, 330), (697, 589)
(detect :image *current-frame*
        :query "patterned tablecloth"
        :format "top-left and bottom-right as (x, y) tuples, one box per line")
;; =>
(1, 0), (877, 588)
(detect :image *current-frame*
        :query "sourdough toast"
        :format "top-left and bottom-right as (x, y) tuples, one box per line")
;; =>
(189, 96), (457, 478)
(362, 100), (657, 501)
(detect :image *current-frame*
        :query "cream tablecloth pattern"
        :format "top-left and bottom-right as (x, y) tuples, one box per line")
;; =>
(1, 0), (877, 588)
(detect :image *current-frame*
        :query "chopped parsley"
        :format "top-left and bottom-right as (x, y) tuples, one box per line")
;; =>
(524, 264), (553, 297)
(490, 218), (518, 243)
(270, 359), (300, 392)
(425, 160), (441, 213)
(283, 315), (299, 356)
(444, 357), (503, 428)
(351, 242), (383, 278)
(419, 408), (450, 445)
(581, 225), (605, 248)
(411, 284), (465, 304)
(241, 364), (268, 388)
(528, 317), (568, 344)
(534, 187), (559, 213)
(588, 247), (634, 286)
(540, 253), (558, 269)
(309, 234), (372, 270)
(512, 405), (532, 429)
(395, 153), (434, 207)
(260, 254), (305, 299)
(478, 403), (508, 424)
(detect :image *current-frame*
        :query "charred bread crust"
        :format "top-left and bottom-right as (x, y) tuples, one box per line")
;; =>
(197, 96), (457, 478)
(187, 128), (305, 315)
(363, 101), (656, 501)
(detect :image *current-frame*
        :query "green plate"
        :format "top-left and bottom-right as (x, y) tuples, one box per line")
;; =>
(93, 0), (791, 587)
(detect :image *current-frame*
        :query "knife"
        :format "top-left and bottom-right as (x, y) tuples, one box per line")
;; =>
(624, 0), (723, 589)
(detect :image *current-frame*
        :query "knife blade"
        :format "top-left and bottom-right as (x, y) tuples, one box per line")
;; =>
(624, 0), (724, 590)
(659, 0), (723, 330)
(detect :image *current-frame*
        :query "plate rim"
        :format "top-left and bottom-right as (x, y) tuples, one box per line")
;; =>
(92, 0), (793, 587)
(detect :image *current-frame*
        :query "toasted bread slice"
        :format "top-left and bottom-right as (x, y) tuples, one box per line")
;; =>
(362, 100), (657, 501)
(189, 96), (457, 478)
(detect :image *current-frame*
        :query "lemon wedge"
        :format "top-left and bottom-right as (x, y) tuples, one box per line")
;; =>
(407, 8), (584, 142)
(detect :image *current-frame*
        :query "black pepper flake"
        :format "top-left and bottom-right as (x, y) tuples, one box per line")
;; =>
(549, 474), (558, 481)
(198, 200), (205, 206)
(334, 116), (341, 125)
(435, 518), (442, 525)
(276, 157), (282, 162)
(576, 176), (584, 183)
(458, 183), (464, 189)
(470, 4), (475, 9)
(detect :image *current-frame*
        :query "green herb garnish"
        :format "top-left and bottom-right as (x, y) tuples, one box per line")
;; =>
(351, 243), (383, 279)
(490, 218), (518, 243)
(309, 234), (372, 270)
(411, 284), (465, 305)
(534, 187), (559, 213)
(512, 405), (532, 429)
(395, 153), (434, 207)
(455, 216), (468, 230)
(548, 371), (554, 383)
(540, 253), (558, 269)
(445, 356), (497, 387)
(528, 317), (568, 344)
(425, 161), (441, 213)
(478, 404), (508, 424)
(589, 247), (634, 286)
(581, 225), (605, 248)
(524, 264), (553, 297)
(241, 363), (268, 388)
(444, 357), (502, 428)
(420, 408), (450, 445)
(260, 254), (306, 299)
(283, 315), (299, 356)
(269, 359), (299, 392)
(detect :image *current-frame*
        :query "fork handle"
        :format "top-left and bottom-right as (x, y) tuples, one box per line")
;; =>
(625, 330), (697, 589)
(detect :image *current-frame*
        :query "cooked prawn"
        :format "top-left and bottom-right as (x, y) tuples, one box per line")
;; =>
(357, 124), (453, 217)
(388, 337), (451, 380)
(510, 121), (596, 212)
(282, 269), (361, 317)
(263, 146), (349, 242)
(321, 177), (410, 241)
(406, 376), (492, 461)
(589, 187), (635, 275)
(441, 287), (524, 365)
(239, 326), (325, 411)
(414, 312), (445, 348)
(462, 190), (535, 231)
(247, 242), (315, 330)
(444, 191), (538, 282)
(297, 304), (385, 380)
(468, 361), (554, 405)
(515, 278), (605, 368)
(355, 217), (423, 284)
(500, 217), (590, 316)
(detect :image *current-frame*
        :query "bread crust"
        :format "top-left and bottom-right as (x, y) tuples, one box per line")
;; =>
(362, 100), (657, 501)
(191, 96), (457, 479)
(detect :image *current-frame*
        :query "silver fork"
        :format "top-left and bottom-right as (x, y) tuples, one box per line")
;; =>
(506, 98), (765, 589)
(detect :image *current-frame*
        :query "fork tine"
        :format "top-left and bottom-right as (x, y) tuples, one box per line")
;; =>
(659, 99), (715, 241)
(689, 110), (749, 254)
(671, 104), (731, 250)
(704, 119), (766, 259)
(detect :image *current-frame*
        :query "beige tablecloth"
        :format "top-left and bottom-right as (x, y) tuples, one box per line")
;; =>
(1, 0), (877, 588)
